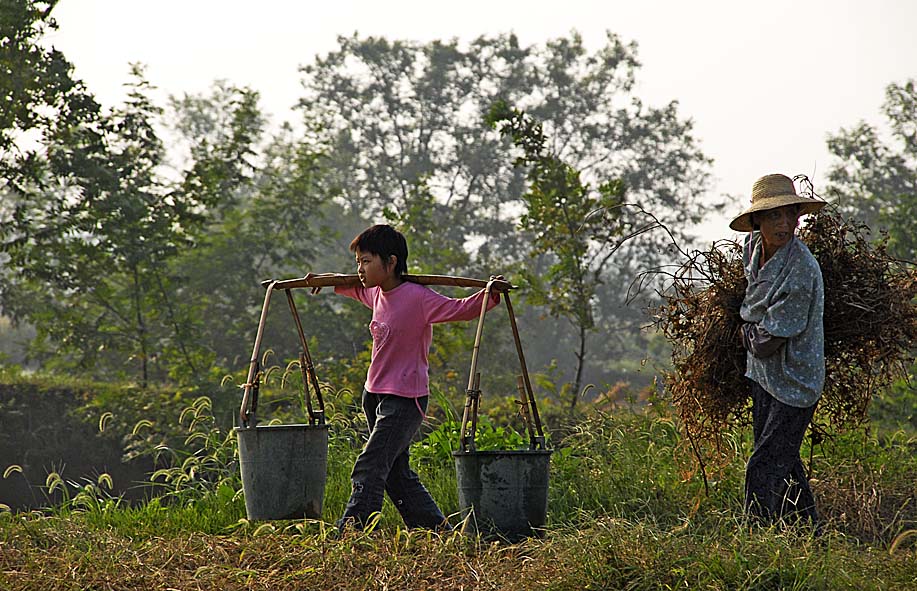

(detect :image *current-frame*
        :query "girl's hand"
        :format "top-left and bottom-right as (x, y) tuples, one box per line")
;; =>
(488, 275), (505, 303)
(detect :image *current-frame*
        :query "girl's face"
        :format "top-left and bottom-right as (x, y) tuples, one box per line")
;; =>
(756, 205), (800, 257)
(355, 249), (399, 290)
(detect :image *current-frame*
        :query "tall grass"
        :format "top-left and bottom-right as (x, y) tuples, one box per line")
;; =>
(1, 378), (915, 590)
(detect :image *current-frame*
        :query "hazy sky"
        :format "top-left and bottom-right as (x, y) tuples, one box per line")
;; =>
(46, 0), (917, 242)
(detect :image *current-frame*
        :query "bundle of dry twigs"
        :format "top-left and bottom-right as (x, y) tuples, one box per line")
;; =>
(653, 207), (917, 474)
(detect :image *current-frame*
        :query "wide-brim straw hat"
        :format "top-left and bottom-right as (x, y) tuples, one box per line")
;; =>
(729, 173), (827, 232)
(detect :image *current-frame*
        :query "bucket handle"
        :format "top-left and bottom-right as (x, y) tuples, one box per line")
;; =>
(504, 291), (546, 449)
(240, 280), (277, 427)
(458, 281), (546, 452)
(459, 277), (495, 452)
(285, 290), (326, 425)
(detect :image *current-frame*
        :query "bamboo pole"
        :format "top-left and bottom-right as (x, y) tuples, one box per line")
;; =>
(285, 291), (326, 425)
(239, 281), (277, 427)
(261, 273), (515, 292)
(504, 291), (545, 448)
(459, 278), (496, 451)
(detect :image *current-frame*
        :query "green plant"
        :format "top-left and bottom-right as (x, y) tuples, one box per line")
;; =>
(134, 396), (241, 503)
(412, 416), (528, 466)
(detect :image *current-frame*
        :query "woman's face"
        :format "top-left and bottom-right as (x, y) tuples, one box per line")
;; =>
(756, 205), (800, 254)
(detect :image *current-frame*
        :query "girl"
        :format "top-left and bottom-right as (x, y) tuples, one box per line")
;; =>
(307, 224), (500, 531)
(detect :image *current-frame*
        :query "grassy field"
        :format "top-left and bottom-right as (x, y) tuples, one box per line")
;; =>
(1, 385), (915, 590)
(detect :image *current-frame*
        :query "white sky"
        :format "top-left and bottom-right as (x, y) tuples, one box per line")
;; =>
(46, 0), (917, 243)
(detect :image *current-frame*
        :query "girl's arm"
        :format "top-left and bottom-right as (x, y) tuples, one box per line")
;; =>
(304, 272), (373, 307)
(423, 286), (500, 324)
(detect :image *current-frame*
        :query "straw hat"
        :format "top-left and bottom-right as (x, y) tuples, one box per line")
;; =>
(729, 173), (827, 232)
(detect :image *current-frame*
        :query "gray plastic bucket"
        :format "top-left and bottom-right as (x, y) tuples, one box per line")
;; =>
(453, 449), (552, 542)
(235, 423), (329, 520)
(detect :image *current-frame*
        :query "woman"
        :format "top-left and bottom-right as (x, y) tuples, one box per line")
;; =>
(730, 173), (826, 525)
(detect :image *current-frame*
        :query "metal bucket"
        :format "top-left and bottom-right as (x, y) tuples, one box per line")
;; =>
(453, 449), (552, 542)
(235, 423), (329, 520)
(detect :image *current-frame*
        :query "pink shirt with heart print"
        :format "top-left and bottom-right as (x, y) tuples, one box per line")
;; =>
(335, 281), (500, 398)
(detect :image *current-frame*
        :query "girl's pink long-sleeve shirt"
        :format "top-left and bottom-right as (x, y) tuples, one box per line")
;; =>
(335, 281), (499, 398)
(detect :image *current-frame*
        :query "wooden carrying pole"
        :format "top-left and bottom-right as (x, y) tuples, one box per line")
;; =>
(262, 274), (514, 293)
(239, 281), (277, 427)
(241, 273), (521, 436)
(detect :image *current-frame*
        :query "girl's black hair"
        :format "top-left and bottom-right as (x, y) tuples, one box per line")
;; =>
(349, 224), (408, 277)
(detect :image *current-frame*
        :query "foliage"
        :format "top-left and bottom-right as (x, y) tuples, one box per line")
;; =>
(413, 416), (529, 465)
(0, 0), (99, 187)
(301, 31), (711, 260)
(869, 362), (917, 435)
(0, 66), (213, 384)
(171, 105), (364, 376)
(0, 68), (347, 385)
(136, 396), (240, 503)
(486, 100), (637, 406)
(827, 78), (917, 261)
(2, 23), (709, 396)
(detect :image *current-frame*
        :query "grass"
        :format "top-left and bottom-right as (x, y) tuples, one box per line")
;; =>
(2, 508), (915, 590)
(1, 384), (915, 590)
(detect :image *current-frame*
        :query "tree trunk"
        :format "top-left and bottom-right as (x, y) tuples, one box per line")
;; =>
(155, 274), (197, 377)
(570, 322), (587, 413)
(133, 266), (148, 388)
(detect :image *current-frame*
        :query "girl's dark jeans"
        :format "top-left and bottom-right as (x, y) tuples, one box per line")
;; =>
(745, 380), (819, 525)
(337, 391), (447, 531)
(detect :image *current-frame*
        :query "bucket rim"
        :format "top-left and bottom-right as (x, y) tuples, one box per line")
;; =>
(235, 423), (329, 433)
(452, 449), (552, 458)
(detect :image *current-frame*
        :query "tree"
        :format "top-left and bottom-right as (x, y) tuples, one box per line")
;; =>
(824, 79), (917, 437)
(0, 5), (358, 385)
(168, 98), (357, 375)
(0, 0), (98, 368)
(1, 55), (356, 386)
(0, 0), (99, 189)
(826, 79), (917, 261)
(0, 66), (218, 384)
(487, 100), (632, 409)
(298, 31), (712, 391)
(299, 32), (711, 271)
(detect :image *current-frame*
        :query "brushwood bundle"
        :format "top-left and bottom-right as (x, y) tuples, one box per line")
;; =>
(654, 208), (917, 471)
